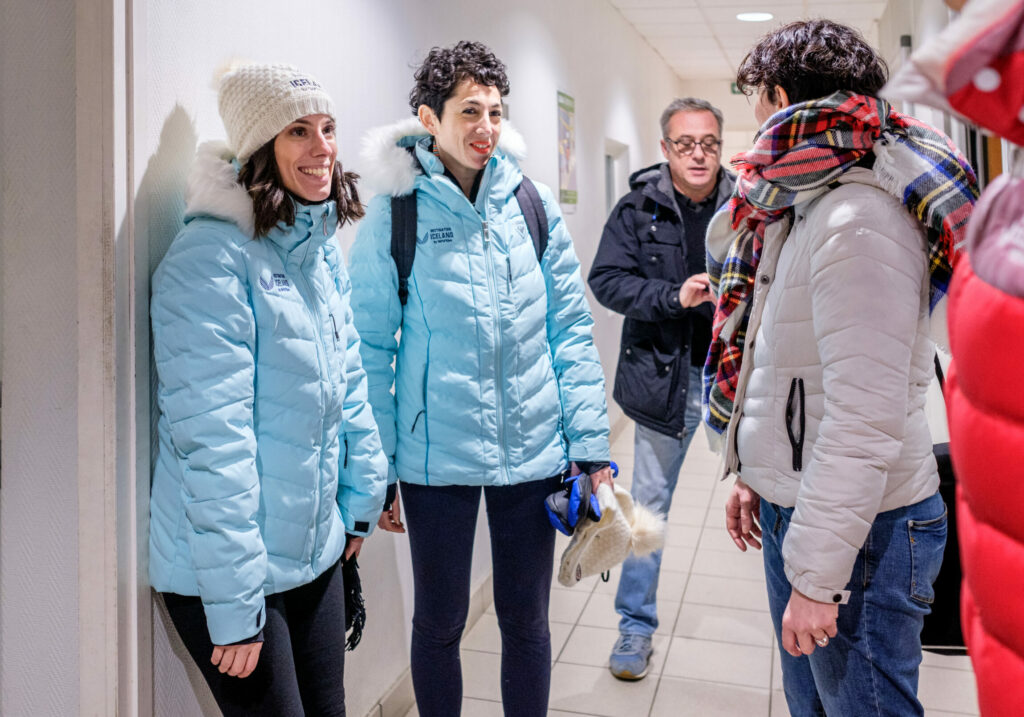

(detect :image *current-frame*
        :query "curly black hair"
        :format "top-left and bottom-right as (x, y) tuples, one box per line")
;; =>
(239, 139), (364, 238)
(736, 19), (888, 104)
(408, 40), (510, 118)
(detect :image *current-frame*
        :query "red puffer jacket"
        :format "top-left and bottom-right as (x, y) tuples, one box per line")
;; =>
(947, 255), (1024, 717)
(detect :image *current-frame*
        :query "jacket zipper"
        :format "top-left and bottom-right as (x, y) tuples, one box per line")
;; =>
(785, 377), (805, 472)
(297, 217), (333, 561)
(721, 222), (788, 479)
(329, 313), (340, 348)
(482, 220), (510, 483)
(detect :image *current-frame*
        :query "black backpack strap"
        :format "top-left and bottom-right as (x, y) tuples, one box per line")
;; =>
(390, 191), (418, 306)
(514, 176), (548, 261)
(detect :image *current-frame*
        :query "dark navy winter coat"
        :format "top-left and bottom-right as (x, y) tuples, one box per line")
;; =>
(588, 163), (733, 437)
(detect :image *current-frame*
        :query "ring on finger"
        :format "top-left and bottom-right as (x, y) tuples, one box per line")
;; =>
(815, 635), (829, 648)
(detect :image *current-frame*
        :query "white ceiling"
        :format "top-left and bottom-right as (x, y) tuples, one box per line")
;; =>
(607, 0), (889, 81)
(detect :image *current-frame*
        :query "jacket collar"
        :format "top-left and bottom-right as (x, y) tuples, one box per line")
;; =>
(265, 200), (336, 255)
(184, 140), (336, 252)
(358, 116), (528, 198)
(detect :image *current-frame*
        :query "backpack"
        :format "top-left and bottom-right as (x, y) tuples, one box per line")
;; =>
(390, 176), (548, 305)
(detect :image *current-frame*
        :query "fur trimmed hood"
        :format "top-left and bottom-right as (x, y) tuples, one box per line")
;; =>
(358, 116), (528, 197)
(184, 141), (256, 237)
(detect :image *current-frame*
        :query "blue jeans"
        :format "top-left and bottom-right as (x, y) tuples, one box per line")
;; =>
(615, 365), (703, 636)
(761, 492), (947, 717)
(400, 475), (562, 717)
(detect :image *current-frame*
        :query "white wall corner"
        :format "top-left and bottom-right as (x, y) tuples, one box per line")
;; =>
(75, 0), (135, 713)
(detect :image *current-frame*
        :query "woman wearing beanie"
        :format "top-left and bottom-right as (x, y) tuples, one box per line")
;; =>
(149, 62), (386, 716)
(348, 41), (611, 716)
(705, 20), (977, 716)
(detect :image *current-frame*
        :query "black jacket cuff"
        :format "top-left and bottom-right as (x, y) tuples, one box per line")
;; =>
(229, 629), (264, 645)
(575, 460), (611, 475)
(666, 284), (687, 318)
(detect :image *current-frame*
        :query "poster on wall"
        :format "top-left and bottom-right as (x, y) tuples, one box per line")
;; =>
(557, 91), (577, 213)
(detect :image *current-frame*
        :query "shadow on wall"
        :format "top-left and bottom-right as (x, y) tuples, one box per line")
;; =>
(144, 105), (197, 460)
(133, 105), (221, 717)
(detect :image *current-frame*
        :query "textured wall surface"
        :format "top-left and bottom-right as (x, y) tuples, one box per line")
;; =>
(0, 1), (81, 715)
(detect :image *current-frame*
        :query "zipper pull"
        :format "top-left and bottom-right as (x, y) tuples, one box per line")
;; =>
(482, 221), (490, 244)
(330, 313), (340, 341)
(506, 257), (512, 288)
(411, 409), (425, 433)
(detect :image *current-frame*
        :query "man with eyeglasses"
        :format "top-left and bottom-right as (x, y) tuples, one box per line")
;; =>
(588, 97), (734, 680)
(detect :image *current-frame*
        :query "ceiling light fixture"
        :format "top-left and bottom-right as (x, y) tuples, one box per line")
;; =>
(736, 12), (773, 22)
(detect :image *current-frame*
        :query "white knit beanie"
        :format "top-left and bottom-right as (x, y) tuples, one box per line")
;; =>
(217, 62), (335, 164)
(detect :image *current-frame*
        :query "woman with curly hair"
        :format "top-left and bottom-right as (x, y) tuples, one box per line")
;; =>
(705, 20), (978, 716)
(348, 41), (611, 716)
(149, 63), (387, 716)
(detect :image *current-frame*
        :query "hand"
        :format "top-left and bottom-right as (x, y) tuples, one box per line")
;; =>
(378, 486), (406, 533)
(588, 466), (614, 493)
(781, 587), (839, 657)
(679, 273), (715, 308)
(344, 535), (364, 560)
(725, 477), (762, 551)
(210, 642), (262, 678)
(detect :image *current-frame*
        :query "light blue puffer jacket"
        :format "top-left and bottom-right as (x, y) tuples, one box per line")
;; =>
(349, 119), (610, 487)
(149, 142), (387, 645)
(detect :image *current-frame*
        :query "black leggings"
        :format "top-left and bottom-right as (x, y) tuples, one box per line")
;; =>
(401, 476), (562, 717)
(163, 559), (346, 717)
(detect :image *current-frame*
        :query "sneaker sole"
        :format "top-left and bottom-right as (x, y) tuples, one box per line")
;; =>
(609, 663), (650, 681)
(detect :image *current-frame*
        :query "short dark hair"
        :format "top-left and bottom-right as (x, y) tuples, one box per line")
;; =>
(736, 19), (888, 105)
(408, 40), (510, 118)
(239, 139), (364, 238)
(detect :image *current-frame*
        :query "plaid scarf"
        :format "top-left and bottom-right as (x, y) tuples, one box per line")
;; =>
(702, 91), (978, 437)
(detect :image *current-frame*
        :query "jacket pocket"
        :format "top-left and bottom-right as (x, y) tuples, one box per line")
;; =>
(908, 509), (948, 604)
(785, 378), (805, 471)
(613, 342), (680, 421)
(638, 234), (680, 281)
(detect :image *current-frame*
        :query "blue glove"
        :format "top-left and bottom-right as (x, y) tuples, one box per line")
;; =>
(545, 472), (603, 536)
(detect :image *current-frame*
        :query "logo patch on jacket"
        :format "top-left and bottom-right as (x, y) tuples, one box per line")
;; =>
(258, 270), (291, 292)
(428, 227), (454, 245)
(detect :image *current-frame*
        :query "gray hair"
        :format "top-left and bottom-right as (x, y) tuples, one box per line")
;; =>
(660, 97), (724, 137)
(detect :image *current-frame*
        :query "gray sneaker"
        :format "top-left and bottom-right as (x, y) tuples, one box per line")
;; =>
(609, 633), (653, 680)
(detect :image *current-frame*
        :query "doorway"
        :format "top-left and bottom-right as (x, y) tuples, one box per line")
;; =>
(604, 138), (630, 219)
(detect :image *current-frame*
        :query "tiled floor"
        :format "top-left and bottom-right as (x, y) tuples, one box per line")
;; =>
(404, 421), (979, 716)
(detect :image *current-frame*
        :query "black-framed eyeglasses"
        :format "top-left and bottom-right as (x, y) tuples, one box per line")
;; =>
(665, 135), (722, 155)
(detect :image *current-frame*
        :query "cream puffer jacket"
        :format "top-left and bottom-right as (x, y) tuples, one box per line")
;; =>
(725, 167), (940, 604)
